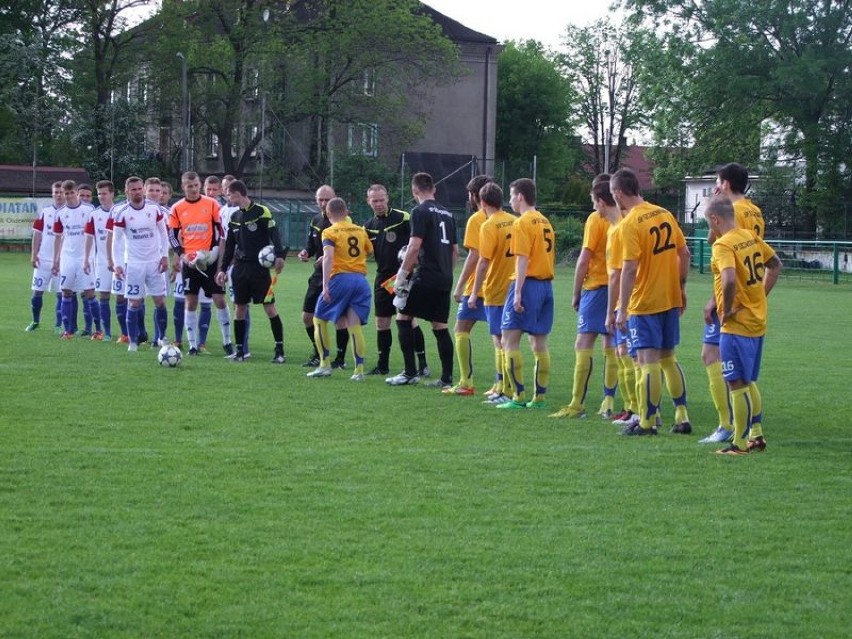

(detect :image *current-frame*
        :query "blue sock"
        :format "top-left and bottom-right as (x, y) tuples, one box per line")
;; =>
(32, 295), (43, 323)
(138, 301), (147, 338)
(99, 299), (112, 337)
(128, 305), (142, 344)
(243, 307), (251, 353)
(71, 294), (79, 333)
(55, 293), (62, 328)
(82, 295), (92, 332)
(173, 299), (185, 343)
(155, 305), (168, 342)
(61, 296), (73, 333)
(116, 300), (128, 337)
(88, 297), (101, 332)
(199, 303), (212, 345)
(153, 304), (162, 342)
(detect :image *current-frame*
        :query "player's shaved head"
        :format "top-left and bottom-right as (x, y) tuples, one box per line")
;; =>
(706, 195), (735, 221)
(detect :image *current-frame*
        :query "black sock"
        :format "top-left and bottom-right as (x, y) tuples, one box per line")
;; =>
(413, 324), (428, 369)
(270, 314), (283, 344)
(306, 325), (318, 357)
(336, 328), (349, 361)
(433, 327), (454, 383)
(234, 319), (246, 352)
(377, 329), (392, 370)
(396, 319), (416, 376)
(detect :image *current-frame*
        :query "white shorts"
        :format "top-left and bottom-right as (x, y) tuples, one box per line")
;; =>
(59, 259), (94, 293)
(94, 259), (113, 293)
(124, 261), (167, 300)
(31, 263), (59, 293)
(148, 272), (169, 297)
(112, 271), (125, 297)
(173, 271), (186, 301)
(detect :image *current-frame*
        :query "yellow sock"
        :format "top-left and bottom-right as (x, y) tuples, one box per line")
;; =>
(748, 382), (763, 438)
(730, 386), (752, 450)
(313, 318), (332, 367)
(532, 350), (551, 403)
(640, 362), (662, 429)
(570, 348), (594, 409)
(634, 362), (643, 415)
(661, 355), (689, 424)
(493, 348), (505, 395)
(349, 324), (366, 375)
(620, 355), (638, 413)
(603, 346), (618, 398)
(706, 361), (731, 428)
(455, 331), (472, 386)
(504, 349), (525, 402)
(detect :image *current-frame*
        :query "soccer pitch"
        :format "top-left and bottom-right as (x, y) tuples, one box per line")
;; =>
(1, 252), (849, 638)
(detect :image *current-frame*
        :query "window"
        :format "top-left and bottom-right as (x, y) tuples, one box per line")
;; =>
(207, 132), (220, 158)
(245, 67), (259, 99)
(248, 126), (259, 157)
(363, 68), (376, 96)
(136, 77), (148, 105)
(348, 123), (378, 157)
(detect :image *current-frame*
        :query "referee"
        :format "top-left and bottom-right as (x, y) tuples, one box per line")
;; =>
(215, 180), (286, 363)
(363, 183), (429, 376)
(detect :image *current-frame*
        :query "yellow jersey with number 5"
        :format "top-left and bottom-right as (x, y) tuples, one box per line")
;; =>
(510, 209), (555, 280)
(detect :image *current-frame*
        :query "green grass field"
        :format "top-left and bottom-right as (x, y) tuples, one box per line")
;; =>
(1, 251), (850, 638)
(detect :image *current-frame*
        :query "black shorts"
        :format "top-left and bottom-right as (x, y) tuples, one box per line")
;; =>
(373, 274), (396, 317)
(182, 261), (226, 297)
(400, 282), (451, 324)
(232, 262), (274, 305)
(302, 271), (323, 314)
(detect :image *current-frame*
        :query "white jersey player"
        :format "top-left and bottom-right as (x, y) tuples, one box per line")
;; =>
(26, 181), (65, 332)
(52, 180), (96, 338)
(108, 176), (170, 352)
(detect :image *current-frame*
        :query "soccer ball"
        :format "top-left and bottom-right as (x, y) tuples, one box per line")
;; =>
(157, 344), (182, 368)
(258, 244), (276, 268)
(397, 245), (408, 264)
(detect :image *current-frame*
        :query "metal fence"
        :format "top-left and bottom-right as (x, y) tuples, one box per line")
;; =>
(688, 236), (852, 285)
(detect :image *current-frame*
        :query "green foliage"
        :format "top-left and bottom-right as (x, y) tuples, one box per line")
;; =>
(548, 211), (585, 260)
(626, 0), (852, 232)
(556, 20), (647, 177)
(330, 154), (397, 212)
(496, 40), (580, 202)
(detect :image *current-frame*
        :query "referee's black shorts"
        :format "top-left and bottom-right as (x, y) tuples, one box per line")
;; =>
(373, 273), (396, 317)
(302, 271), (323, 314)
(400, 282), (451, 324)
(232, 261), (273, 305)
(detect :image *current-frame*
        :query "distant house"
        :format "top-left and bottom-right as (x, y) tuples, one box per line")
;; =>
(684, 172), (761, 224)
(582, 145), (658, 191)
(128, 2), (499, 208)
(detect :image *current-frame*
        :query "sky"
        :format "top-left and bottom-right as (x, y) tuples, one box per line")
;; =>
(421, 0), (620, 48)
(128, 2), (620, 48)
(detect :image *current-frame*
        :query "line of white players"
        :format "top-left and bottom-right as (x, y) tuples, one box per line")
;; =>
(26, 175), (242, 354)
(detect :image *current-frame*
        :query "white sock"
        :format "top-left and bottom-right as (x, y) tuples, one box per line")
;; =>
(217, 307), (232, 344)
(185, 309), (198, 349)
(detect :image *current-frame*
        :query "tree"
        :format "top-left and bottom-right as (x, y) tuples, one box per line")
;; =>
(137, 0), (460, 183)
(0, 0), (79, 169)
(496, 40), (580, 203)
(556, 19), (645, 177)
(624, 0), (852, 232)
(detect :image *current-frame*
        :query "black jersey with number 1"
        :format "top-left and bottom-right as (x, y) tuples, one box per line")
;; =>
(409, 199), (457, 291)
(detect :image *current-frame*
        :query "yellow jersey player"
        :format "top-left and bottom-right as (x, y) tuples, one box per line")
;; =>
(613, 168), (692, 435)
(705, 195), (781, 455)
(700, 162), (767, 444)
(307, 197), (374, 380)
(497, 178), (556, 410)
(446, 175), (491, 395)
(468, 182), (516, 404)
